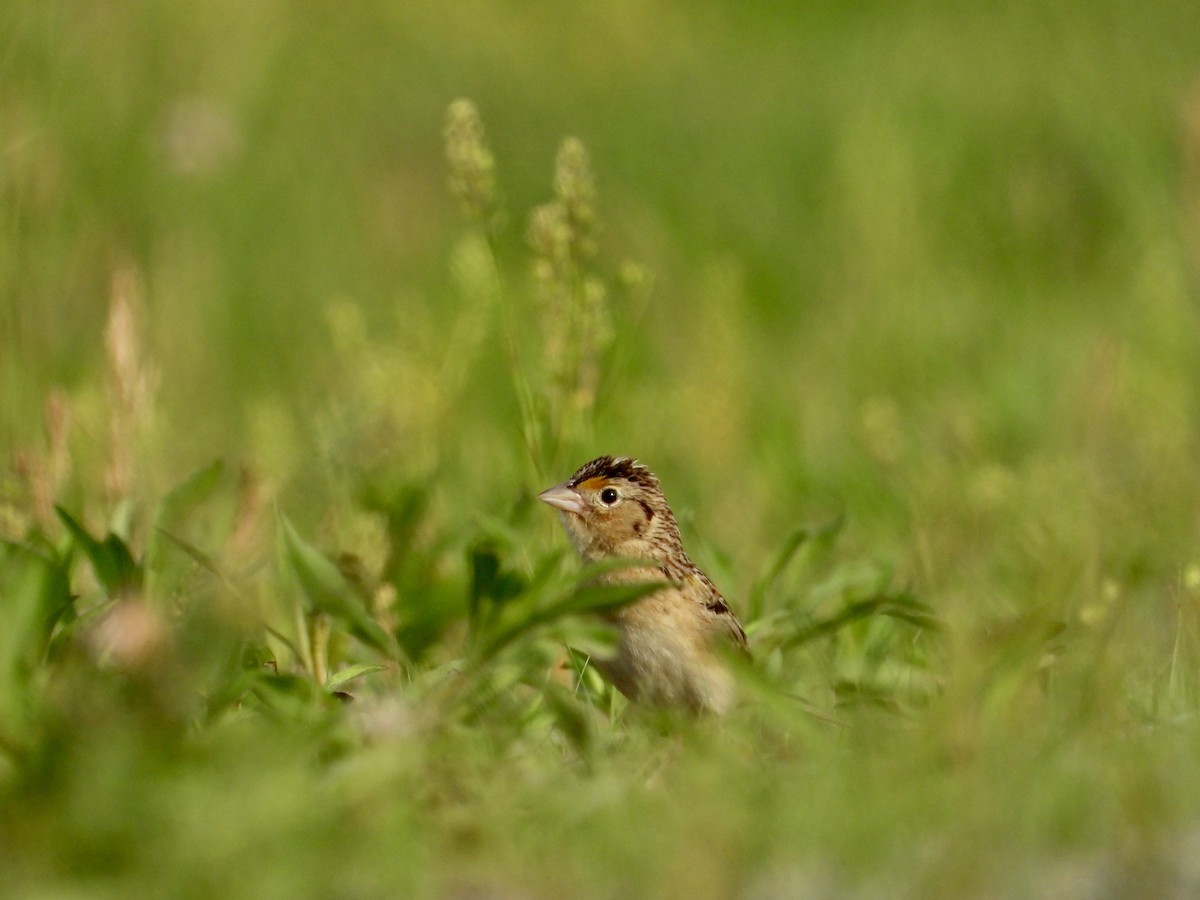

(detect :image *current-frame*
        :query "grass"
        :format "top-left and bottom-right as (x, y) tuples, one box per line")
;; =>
(3, 0), (1200, 896)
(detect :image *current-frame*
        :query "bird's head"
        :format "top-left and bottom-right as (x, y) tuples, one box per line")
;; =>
(538, 456), (681, 563)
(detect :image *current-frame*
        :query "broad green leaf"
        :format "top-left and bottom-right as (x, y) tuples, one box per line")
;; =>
(467, 540), (527, 625)
(778, 589), (940, 652)
(55, 506), (142, 597)
(278, 514), (397, 658)
(779, 596), (892, 651)
(538, 679), (594, 751)
(154, 459), (225, 526)
(548, 579), (663, 618)
(156, 527), (224, 578)
(326, 663), (387, 689)
(0, 541), (74, 733)
(145, 460), (225, 593)
(877, 593), (942, 631)
(473, 578), (660, 663)
(749, 516), (846, 619)
(748, 527), (810, 621)
(3, 537), (75, 642)
(553, 619), (619, 660)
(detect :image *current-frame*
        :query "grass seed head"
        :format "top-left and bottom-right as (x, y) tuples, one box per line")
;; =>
(553, 136), (596, 260)
(104, 262), (157, 502)
(444, 98), (496, 222)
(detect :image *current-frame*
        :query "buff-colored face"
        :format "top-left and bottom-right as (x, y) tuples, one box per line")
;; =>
(538, 457), (674, 563)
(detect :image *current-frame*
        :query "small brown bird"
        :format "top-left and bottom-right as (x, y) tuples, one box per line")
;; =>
(539, 456), (747, 714)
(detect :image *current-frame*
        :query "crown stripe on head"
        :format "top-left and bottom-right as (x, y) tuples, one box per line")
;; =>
(568, 456), (659, 490)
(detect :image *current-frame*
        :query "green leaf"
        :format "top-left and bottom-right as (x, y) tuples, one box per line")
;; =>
(0, 541), (75, 736)
(779, 589), (940, 652)
(877, 593), (943, 631)
(156, 527), (224, 578)
(278, 514), (397, 658)
(55, 506), (142, 597)
(473, 573), (660, 664)
(549, 579), (662, 618)
(554, 619), (619, 660)
(154, 459), (225, 525)
(144, 460), (225, 592)
(538, 679), (594, 751)
(2, 537), (75, 641)
(749, 516), (845, 621)
(247, 670), (332, 718)
(467, 539), (527, 626)
(748, 528), (809, 621)
(783, 600), (866, 650)
(326, 663), (387, 689)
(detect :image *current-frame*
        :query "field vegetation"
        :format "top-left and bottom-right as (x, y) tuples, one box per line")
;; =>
(3, 2), (1200, 896)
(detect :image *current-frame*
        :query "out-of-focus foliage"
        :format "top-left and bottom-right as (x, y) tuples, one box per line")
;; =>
(3, 0), (1200, 896)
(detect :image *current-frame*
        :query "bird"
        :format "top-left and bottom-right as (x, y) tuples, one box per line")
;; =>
(538, 456), (747, 714)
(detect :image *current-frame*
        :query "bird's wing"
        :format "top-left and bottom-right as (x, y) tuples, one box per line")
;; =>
(687, 571), (749, 653)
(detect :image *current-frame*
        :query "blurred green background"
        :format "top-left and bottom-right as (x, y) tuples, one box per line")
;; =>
(3, 0), (1200, 896)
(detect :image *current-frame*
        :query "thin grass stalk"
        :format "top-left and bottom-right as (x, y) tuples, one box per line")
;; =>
(311, 613), (330, 686)
(444, 99), (547, 481)
(103, 261), (157, 512)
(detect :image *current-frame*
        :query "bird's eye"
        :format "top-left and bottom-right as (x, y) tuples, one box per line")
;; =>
(599, 487), (619, 505)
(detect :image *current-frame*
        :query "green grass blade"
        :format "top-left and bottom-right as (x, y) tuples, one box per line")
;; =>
(278, 513), (398, 659)
(55, 506), (142, 597)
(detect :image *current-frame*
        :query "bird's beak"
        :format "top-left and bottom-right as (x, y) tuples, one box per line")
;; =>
(538, 482), (586, 515)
